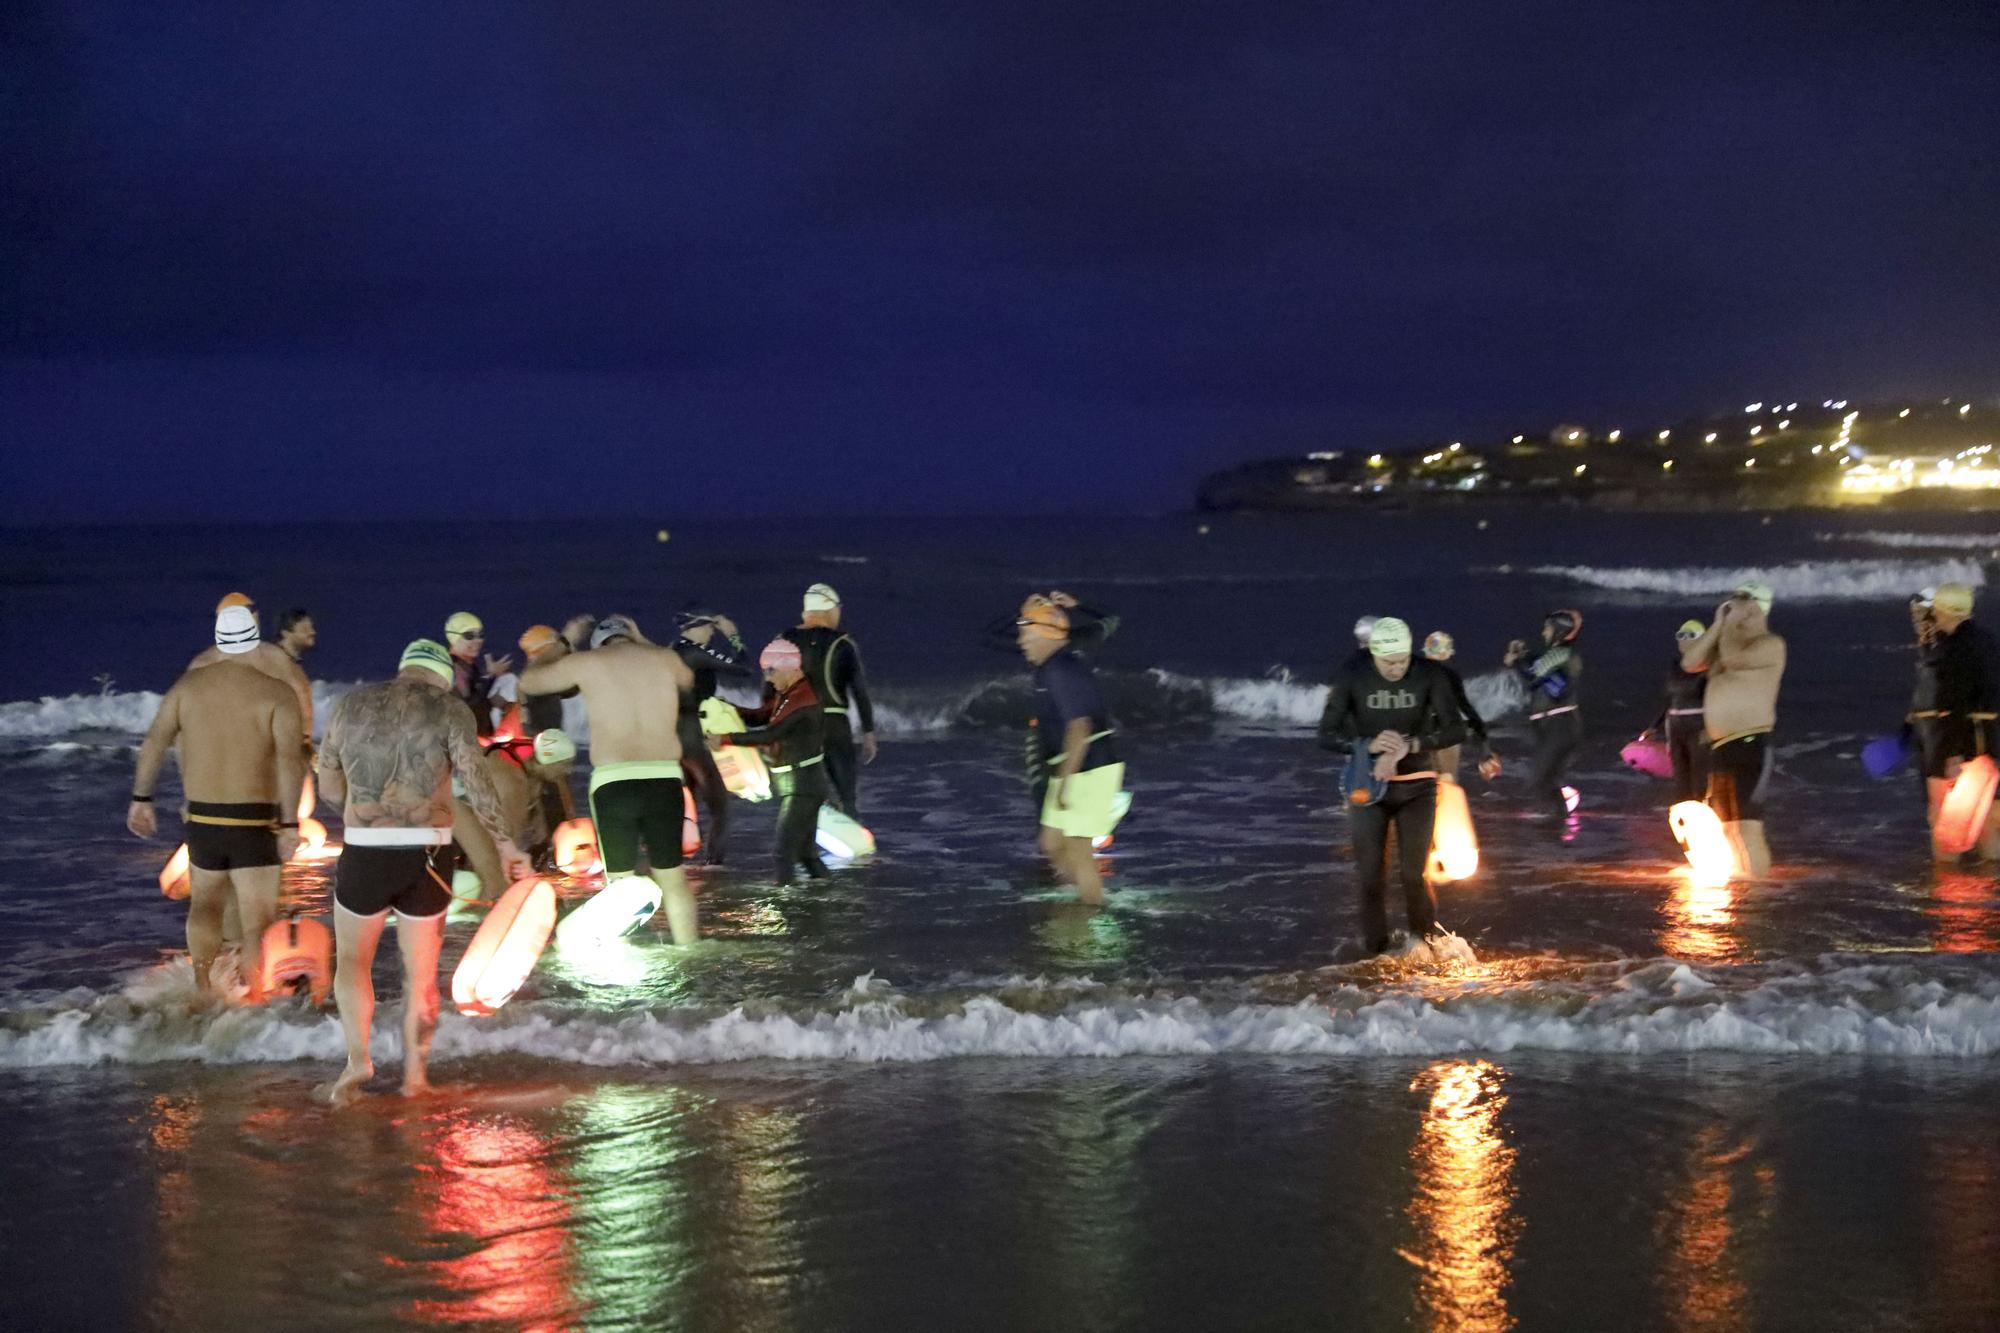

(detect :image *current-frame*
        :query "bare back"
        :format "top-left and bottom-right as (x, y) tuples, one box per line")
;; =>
(565, 643), (689, 766)
(319, 678), (490, 831)
(166, 663), (301, 804)
(1704, 629), (1786, 740)
(189, 642), (313, 739)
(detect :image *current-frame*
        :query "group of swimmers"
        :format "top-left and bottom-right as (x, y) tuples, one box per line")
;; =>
(127, 571), (1997, 1103)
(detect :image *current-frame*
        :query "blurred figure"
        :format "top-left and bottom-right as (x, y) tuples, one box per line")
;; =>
(1680, 582), (1786, 878)
(275, 608), (316, 665)
(785, 584), (877, 817)
(445, 611), (511, 738)
(1018, 595), (1125, 905)
(1652, 619), (1710, 804)
(1421, 631), (1496, 780)
(1921, 583), (2000, 861)
(1504, 610), (1584, 821)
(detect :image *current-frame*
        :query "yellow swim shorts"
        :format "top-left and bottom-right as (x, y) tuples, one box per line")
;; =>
(1041, 763), (1127, 841)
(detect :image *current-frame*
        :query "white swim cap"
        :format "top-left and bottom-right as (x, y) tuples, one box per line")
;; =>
(1353, 614), (1378, 645)
(803, 583), (841, 613)
(215, 605), (259, 654)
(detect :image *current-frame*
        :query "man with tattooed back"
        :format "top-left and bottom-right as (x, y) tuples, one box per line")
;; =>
(313, 639), (523, 1108)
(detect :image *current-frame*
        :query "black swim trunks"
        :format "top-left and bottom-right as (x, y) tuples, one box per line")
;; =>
(588, 763), (685, 874)
(1706, 732), (1773, 823)
(334, 844), (453, 919)
(185, 801), (281, 871)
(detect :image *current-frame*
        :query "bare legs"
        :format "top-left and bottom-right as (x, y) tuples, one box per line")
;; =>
(317, 904), (386, 1108)
(651, 866), (698, 946)
(1039, 825), (1105, 906)
(394, 911), (445, 1097)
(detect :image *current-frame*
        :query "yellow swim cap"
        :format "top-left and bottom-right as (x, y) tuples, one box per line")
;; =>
(1016, 595), (1069, 640)
(445, 611), (484, 640)
(1935, 583), (1975, 616)
(215, 591), (254, 613)
(399, 639), (455, 685)
(1677, 619), (1706, 639)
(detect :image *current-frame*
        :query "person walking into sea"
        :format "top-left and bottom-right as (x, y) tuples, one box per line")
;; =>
(1919, 583), (2000, 861)
(785, 584), (877, 818)
(1504, 610), (1584, 821)
(710, 638), (832, 885)
(313, 640), (521, 1106)
(1318, 617), (1466, 956)
(1679, 582), (1787, 878)
(521, 615), (701, 943)
(129, 604), (306, 1003)
(1653, 619), (1710, 804)
(1421, 631), (1497, 780)
(1018, 595), (1125, 906)
(674, 610), (758, 865)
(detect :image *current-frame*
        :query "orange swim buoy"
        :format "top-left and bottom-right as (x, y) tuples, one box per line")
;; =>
(259, 915), (331, 1004)
(683, 785), (701, 858)
(1426, 777), (1480, 882)
(160, 844), (191, 900)
(553, 817), (601, 876)
(1934, 755), (2000, 856)
(452, 876), (558, 1016)
(1669, 800), (1735, 889)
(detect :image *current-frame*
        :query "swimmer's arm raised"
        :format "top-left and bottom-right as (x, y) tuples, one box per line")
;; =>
(520, 654), (584, 697)
(1681, 618), (1724, 672)
(445, 701), (516, 846)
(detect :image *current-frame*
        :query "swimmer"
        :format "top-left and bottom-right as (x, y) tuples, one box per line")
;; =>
(674, 611), (758, 865)
(1025, 592), (1121, 820)
(313, 640), (523, 1106)
(709, 638), (830, 885)
(275, 608), (316, 665)
(1905, 590), (1945, 809)
(1421, 631), (1498, 780)
(1504, 609), (1584, 821)
(785, 584), (877, 818)
(1318, 617), (1466, 955)
(444, 612), (512, 738)
(495, 624), (578, 849)
(1651, 620), (1711, 804)
(188, 592), (313, 744)
(128, 605), (306, 1003)
(1680, 582), (1787, 878)
(521, 615), (700, 943)
(1918, 583), (2000, 860)
(1018, 595), (1125, 905)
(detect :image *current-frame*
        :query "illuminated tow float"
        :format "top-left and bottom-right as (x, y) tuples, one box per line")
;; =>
(556, 875), (662, 950)
(1426, 777), (1480, 882)
(1933, 756), (1999, 856)
(1669, 800), (1735, 888)
(452, 876), (558, 1015)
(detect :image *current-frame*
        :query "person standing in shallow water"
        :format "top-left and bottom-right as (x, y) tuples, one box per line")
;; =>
(1318, 617), (1465, 956)
(1504, 609), (1584, 821)
(1918, 582), (2000, 861)
(1018, 595), (1125, 906)
(784, 584), (877, 818)
(711, 638), (830, 885)
(1654, 619), (1710, 805)
(1679, 581), (1786, 879)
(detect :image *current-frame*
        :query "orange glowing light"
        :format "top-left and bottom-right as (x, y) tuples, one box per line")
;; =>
(553, 818), (601, 876)
(1406, 1061), (1518, 1332)
(1669, 801), (1735, 888)
(452, 877), (557, 1016)
(1933, 756), (1998, 857)
(1427, 777), (1480, 882)
(160, 844), (191, 900)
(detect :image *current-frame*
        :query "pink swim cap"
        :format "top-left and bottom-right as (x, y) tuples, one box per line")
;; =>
(759, 638), (802, 671)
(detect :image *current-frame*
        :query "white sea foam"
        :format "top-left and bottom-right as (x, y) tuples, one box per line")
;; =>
(0, 681), (362, 741)
(1818, 530), (2000, 551)
(1533, 559), (1987, 602)
(8, 958), (1995, 1068)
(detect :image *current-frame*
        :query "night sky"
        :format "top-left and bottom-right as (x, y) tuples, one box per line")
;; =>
(5, 2), (1996, 521)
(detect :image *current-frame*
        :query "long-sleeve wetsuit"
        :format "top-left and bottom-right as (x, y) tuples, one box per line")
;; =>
(1433, 662), (1491, 777)
(453, 656), (500, 738)
(1517, 641), (1583, 818)
(785, 625), (874, 818)
(725, 679), (829, 884)
(1318, 658), (1466, 953)
(1657, 661), (1709, 804)
(1929, 618), (2000, 771)
(675, 631), (758, 864)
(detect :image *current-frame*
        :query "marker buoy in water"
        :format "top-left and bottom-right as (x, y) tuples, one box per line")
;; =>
(160, 844), (190, 900)
(259, 915), (331, 1004)
(556, 875), (661, 950)
(1669, 800), (1734, 888)
(1933, 756), (1999, 856)
(1562, 785), (1582, 814)
(1427, 777), (1480, 882)
(1861, 733), (1912, 780)
(816, 806), (876, 860)
(553, 818), (601, 876)
(452, 876), (557, 1015)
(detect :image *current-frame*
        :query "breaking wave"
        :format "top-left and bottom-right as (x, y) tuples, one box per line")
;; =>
(1818, 530), (2000, 551)
(5, 956), (1998, 1068)
(1532, 558), (1987, 602)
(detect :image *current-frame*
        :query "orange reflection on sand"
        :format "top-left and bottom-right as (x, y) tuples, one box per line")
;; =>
(410, 1116), (576, 1330)
(1928, 871), (2000, 953)
(1660, 1126), (1752, 1331)
(1405, 1060), (1518, 1333)
(1661, 869), (1738, 963)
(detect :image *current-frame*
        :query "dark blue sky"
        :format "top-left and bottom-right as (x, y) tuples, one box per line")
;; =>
(4, 2), (1996, 520)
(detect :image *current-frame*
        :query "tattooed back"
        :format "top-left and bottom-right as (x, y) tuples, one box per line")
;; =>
(318, 678), (484, 830)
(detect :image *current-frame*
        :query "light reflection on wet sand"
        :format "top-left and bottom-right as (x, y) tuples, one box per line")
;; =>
(1404, 1060), (1519, 1332)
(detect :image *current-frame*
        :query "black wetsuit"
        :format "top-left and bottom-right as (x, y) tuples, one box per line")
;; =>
(784, 626), (875, 818)
(1025, 602), (1120, 819)
(674, 631), (758, 864)
(452, 655), (500, 738)
(1517, 641), (1583, 818)
(1659, 662), (1709, 804)
(1929, 618), (2000, 773)
(1318, 658), (1466, 953)
(726, 679), (829, 884)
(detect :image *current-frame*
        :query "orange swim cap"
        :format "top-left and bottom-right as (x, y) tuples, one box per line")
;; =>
(1017, 595), (1069, 640)
(215, 591), (253, 612)
(518, 624), (560, 655)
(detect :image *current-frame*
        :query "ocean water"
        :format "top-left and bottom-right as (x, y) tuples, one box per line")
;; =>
(4, 511), (2000, 1329)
